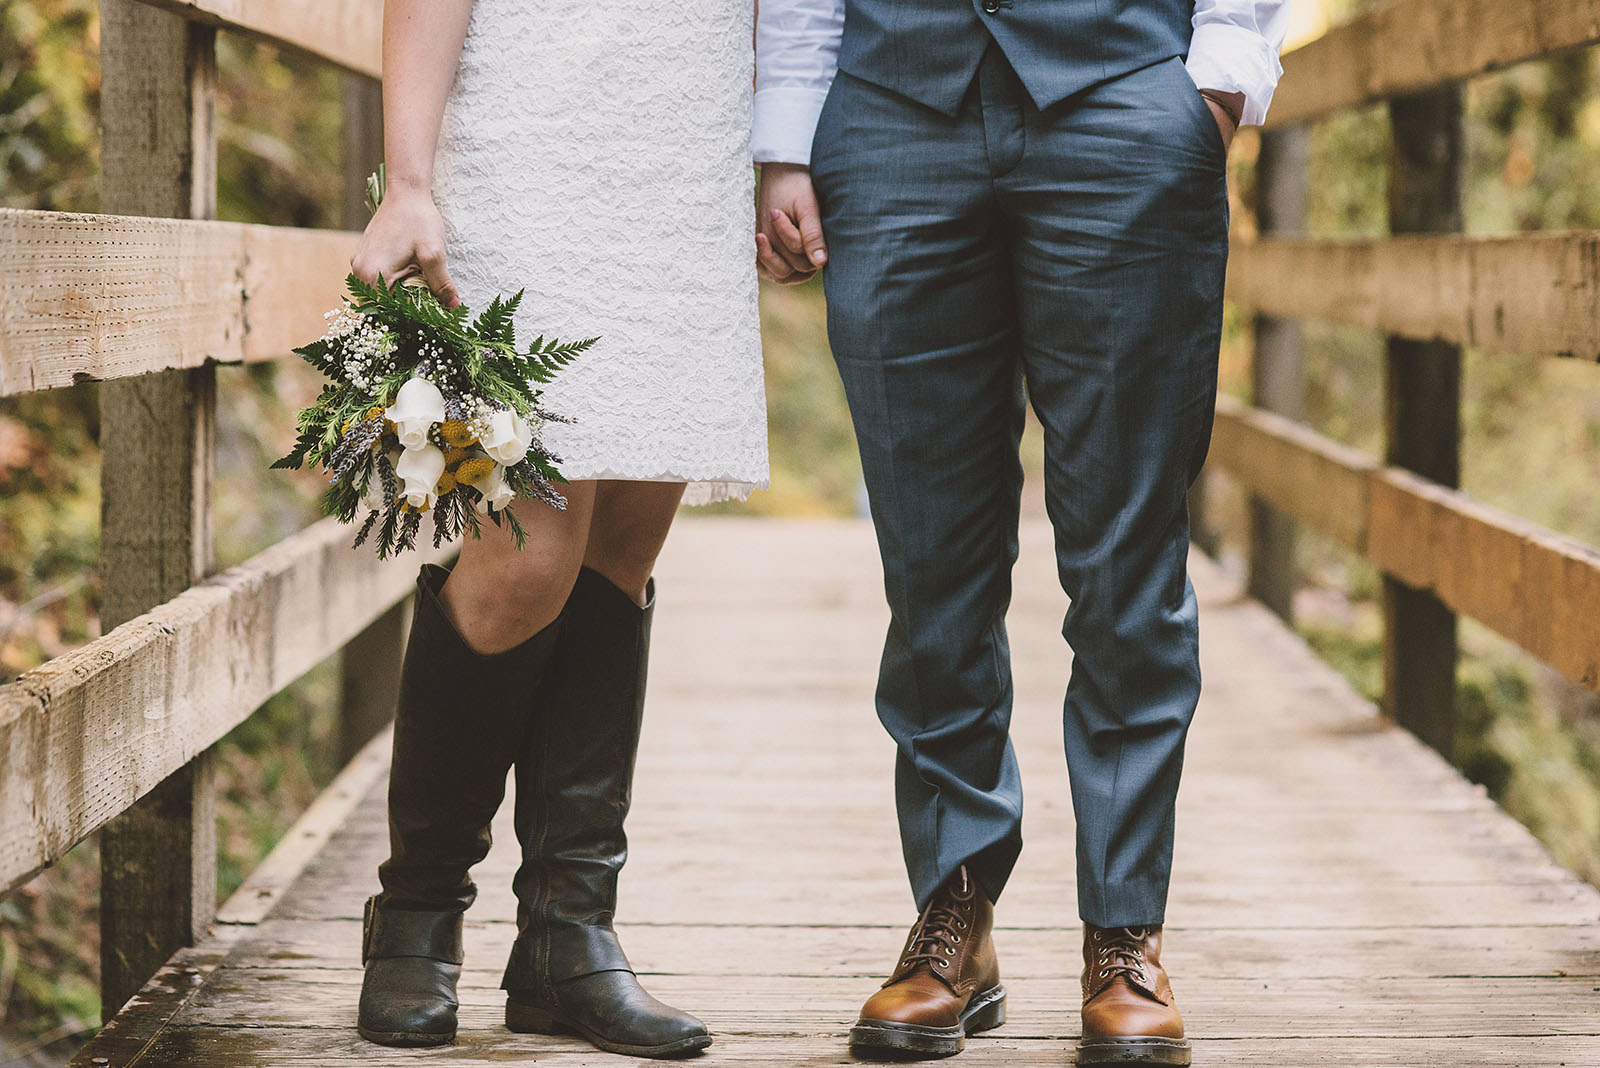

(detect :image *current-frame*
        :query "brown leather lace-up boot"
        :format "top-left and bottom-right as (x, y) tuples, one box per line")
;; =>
(1077, 924), (1190, 1066)
(848, 866), (1007, 1057)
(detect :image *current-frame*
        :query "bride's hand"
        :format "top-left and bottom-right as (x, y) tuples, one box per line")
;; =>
(350, 183), (462, 308)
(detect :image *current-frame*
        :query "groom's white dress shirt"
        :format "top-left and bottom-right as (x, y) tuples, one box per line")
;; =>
(753, 0), (1291, 165)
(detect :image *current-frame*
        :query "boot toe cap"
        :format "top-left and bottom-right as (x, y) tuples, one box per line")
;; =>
(358, 958), (461, 1043)
(858, 979), (962, 1029)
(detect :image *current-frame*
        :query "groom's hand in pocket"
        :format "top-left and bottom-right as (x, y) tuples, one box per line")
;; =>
(756, 163), (827, 285)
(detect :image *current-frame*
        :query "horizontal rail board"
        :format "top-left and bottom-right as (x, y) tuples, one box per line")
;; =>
(135, 0), (381, 78)
(0, 208), (357, 396)
(0, 520), (450, 896)
(1272, 0), (1600, 126)
(1210, 395), (1600, 691)
(1226, 233), (1600, 361)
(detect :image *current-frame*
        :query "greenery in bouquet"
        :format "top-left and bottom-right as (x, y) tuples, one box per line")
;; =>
(273, 269), (594, 558)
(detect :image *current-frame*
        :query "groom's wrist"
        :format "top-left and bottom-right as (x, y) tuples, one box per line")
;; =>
(1198, 88), (1245, 128)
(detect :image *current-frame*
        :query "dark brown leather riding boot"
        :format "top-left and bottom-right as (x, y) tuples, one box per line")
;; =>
(1077, 924), (1191, 1066)
(501, 569), (711, 1058)
(358, 564), (562, 1047)
(849, 866), (1007, 1057)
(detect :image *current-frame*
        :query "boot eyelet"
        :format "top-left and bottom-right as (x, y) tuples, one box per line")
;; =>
(951, 935), (961, 944)
(945, 946), (955, 955)
(936, 960), (948, 968)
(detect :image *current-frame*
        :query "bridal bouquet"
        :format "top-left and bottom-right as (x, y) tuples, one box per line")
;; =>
(274, 173), (594, 557)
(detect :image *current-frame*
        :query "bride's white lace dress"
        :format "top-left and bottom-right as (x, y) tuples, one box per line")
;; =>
(433, 1), (769, 505)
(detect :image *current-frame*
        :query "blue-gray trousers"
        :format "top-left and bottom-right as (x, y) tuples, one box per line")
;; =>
(811, 47), (1228, 927)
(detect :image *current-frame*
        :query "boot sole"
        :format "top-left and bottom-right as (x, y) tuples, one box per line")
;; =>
(848, 983), (1007, 1058)
(356, 1025), (456, 1047)
(1076, 1036), (1192, 1065)
(506, 1001), (713, 1058)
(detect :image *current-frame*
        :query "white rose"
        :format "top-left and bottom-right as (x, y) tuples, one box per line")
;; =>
(385, 377), (446, 451)
(480, 408), (533, 465)
(395, 443), (446, 511)
(474, 462), (516, 514)
(359, 471), (389, 514)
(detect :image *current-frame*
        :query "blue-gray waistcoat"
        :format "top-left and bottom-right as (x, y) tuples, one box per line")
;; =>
(836, 0), (1197, 115)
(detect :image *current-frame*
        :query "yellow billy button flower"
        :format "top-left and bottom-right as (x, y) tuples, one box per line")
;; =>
(440, 420), (478, 447)
(442, 446), (471, 467)
(455, 456), (495, 486)
(435, 470), (458, 496)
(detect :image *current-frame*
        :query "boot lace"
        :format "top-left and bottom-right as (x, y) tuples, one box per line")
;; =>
(902, 903), (968, 973)
(899, 873), (974, 976)
(1093, 926), (1152, 986)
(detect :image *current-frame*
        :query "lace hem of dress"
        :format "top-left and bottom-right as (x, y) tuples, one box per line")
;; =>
(558, 469), (767, 507)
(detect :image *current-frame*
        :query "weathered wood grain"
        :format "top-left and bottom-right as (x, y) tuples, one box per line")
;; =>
(0, 208), (358, 396)
(1225, 232), (1600, 361)
(232, 918), (1600, 981)
(0, 520), (449, 897)
(72, 1030), (1600, 1067)
(1367, 468), (1600, 690)
(66, 521), (1600, 1067)
(1208, 395), (1372, 552)
(1271, 0), (1600, 126)
(1209, 401), (1600, 692)
(133, 0), (382, 78)
(1379, 85), (1464, 758)
(96, 0), (222, 1017)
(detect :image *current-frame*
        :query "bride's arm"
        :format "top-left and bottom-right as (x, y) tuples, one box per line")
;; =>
(350, 0), (476, 306)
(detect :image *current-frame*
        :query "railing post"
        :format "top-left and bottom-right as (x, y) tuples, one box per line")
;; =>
(1383, 87), (1463, 758)
(96, 0), (219, 1019)
(336, 71), (408, 764)
(1245, 126), (1310, 622)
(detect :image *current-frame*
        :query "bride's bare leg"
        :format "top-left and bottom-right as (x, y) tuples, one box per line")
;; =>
(583, 480), (689, 601)
(439, 479), (599, 653)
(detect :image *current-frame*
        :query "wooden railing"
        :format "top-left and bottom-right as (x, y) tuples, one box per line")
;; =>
(0, 0), (435, 1022)
(1207, 0), (1600, 757)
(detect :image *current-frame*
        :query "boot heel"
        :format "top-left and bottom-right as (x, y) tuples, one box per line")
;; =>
(506, 998), (569, 1035)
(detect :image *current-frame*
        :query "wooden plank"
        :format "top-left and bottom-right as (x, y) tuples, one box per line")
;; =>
(1368, 470), (1600, 691)
(1208, 396), (1372, 553)
(1381, 87), (1463, 757)
(71, 1030), (1600, 1067)
(134, 0), (382, 78)
(96, 0), (221, 1017)
(65, 521), (1600, 1067)
(0, 519), (448, 898)
(233, 917), (1600, 981)
(1270, 0), (1600, 126)
(1208, 401), (1600, 694)
(161, 969), (1600, 1038)
(1244, 125), (1311, 620)
(1225, 231), (1600, 361)
(0, 208), (358, 396)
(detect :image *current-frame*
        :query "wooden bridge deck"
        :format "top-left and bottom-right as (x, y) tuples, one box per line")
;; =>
(73, 518), (1600, 1067)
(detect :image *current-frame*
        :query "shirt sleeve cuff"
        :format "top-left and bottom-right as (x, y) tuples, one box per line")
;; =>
(752, 86), (831, 165)
(1185, 21), (1285, 127)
